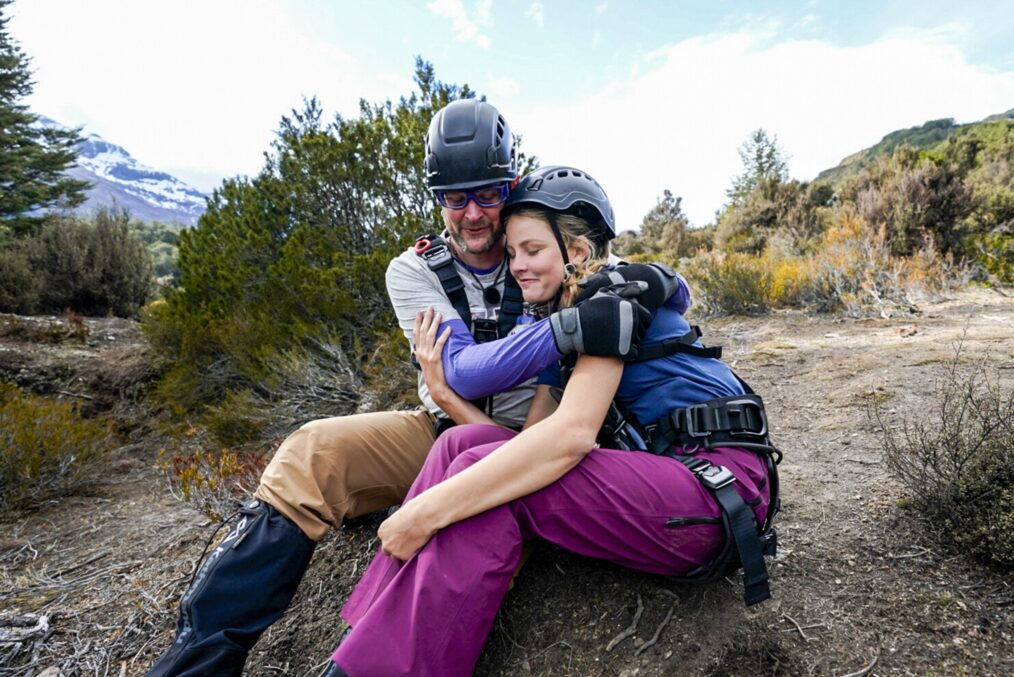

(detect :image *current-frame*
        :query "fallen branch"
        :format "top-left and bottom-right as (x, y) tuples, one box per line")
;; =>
(605, 594), (643, 652)
(635, 601), (676, 656)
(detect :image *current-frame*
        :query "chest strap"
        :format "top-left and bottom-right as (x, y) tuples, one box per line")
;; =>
(630, 326), (722, 363)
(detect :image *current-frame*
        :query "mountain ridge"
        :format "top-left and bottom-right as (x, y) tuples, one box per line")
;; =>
(40, 117), (208, 226)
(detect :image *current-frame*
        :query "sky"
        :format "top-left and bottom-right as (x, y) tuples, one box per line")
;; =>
(7, 0), (1014, 229)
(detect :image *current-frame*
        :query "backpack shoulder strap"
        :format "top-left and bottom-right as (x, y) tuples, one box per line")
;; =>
(497, 271), (524, 338)
(414, 234), (472, 331)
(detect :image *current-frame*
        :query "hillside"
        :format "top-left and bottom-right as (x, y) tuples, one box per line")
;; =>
(1, 290), (1012, 675)
(815, 108), (1014, 186)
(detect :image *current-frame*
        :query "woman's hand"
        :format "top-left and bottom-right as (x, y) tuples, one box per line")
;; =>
(414, 307), (453, 397)
(378, 499), (437, 561)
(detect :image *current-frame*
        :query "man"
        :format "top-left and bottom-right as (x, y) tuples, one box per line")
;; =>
(147, 99), (655, 676)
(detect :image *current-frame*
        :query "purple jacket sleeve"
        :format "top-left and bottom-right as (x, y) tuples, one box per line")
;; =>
(440, 318), (563, 400)
(664, 271), (692, 315)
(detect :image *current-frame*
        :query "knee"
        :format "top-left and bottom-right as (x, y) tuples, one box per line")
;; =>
(444, 446), (490, 478)
(260, 418), (355, 490)
(432, 424), (515, 464)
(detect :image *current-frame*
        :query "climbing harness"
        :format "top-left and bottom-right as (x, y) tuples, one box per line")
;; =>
(568, 319), (781, 606)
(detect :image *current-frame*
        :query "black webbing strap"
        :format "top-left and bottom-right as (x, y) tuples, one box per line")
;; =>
(677, 456), (771, 605)
(415, 234), (473, 334)
(631, 326), (722, 363)
(498, 271), (524, 338)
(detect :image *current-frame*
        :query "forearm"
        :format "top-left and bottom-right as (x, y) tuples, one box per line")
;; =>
(442, 319), (562, 399)
(414, 412), (593, 529)
(428, 382), (497, 426)
(410, 357), (621, 528)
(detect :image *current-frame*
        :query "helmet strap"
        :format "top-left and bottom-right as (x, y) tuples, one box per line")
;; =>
(545, 211), (570, 266)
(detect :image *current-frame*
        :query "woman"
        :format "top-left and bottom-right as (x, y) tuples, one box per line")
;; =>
(324, 166), (779, 676)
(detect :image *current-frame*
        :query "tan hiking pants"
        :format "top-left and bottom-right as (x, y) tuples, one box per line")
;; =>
(254, 409), (437, 541)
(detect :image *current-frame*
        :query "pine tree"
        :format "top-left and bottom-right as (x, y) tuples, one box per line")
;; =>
(726, 129), (789, 206)
(0, 0), (89, 235)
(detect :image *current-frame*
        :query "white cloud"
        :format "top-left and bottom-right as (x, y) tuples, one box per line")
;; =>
(427, 0), (494, 49)
(504, 27), (1014, 229)
(526, 3), (545, 29)
(488, 74), (521, 98)
(595, 2), (608, 15)
(9, 0), (405, 193)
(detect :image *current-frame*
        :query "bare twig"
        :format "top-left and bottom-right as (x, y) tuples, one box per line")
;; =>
(635, 601), (676, 656)
(53, 551), (110, 579)
(56, 390), (94, 400)
(605, 594), (643, 652)
(887, 546), (932, 560)
(840, 648), (880, 677)
(781, 613), (813, 641)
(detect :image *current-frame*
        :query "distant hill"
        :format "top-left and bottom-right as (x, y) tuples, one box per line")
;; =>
(40, 117), (209, 226)
(816, 108), (1014, 186)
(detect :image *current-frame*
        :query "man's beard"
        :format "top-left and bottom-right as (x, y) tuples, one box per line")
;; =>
(444, 214), (505, 255)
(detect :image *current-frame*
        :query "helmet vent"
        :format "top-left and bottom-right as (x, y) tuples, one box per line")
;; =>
(495, 116), (506, 147)
(556, 169), (569, 178)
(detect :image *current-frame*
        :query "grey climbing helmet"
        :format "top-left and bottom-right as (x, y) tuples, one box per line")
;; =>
(425, 99), (518, 191)
(502, 165), (616, 247)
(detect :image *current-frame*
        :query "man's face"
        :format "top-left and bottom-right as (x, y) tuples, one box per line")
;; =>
(441, 192), (507, 256)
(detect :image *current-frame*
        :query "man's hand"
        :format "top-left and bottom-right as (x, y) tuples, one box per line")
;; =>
(550, 282), (651, 360)
(413, 307), (453, 397)
(576, 263), (682, 313)
(377, 499), (437, 561)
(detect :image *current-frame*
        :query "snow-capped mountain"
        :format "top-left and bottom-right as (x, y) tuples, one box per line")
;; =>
(41, 117), (208, 226)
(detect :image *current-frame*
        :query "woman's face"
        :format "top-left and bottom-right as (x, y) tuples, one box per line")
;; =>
(506, 214), (582, 304)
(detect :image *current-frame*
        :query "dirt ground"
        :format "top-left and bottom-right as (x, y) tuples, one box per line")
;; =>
(1, 289), (1013, 676)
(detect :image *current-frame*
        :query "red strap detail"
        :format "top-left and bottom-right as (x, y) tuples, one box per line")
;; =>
(414, 238), (432, 254)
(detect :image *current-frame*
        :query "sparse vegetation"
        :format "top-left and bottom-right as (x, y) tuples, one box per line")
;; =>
(157, 445), (265, 520)
(877, 346), (1014, 569)
(0, 382), (114, 512)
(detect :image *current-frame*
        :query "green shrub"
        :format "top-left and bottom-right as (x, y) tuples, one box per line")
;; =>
(681, 250), (773, 316)
(0, 383), (114, 512)
(876, 349), (1014, 569)
(0, 237), (40, 313)
(0, 209), (155, 317)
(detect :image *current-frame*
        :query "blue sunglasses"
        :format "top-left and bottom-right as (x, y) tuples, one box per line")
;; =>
(433, 183), (510, 210)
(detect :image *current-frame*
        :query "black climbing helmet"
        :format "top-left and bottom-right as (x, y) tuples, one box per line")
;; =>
(501, 165), (616, 248)
(425, 99), (518, 191)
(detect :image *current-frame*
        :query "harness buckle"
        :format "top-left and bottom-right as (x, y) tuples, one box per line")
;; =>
(694, 463), (736, 490)
(684, 403), (712, 438)
(725, 398), (768, 439)
(419, 240), (454, 268)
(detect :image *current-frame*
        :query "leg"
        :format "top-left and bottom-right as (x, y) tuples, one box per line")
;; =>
(257, 410), (440, 540)
(333, 444), (771, 676)
(147, 410), (437, 677)
(338, 425), (517, 629)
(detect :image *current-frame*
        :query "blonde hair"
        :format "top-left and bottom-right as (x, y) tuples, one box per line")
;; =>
(508, 207), (611, 307)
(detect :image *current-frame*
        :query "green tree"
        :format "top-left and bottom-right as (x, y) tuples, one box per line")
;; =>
(641, 189), (688, 253)
(148, 59), (533, 420)
(726, 128), (789, 206)
(0, 0), (89, 235)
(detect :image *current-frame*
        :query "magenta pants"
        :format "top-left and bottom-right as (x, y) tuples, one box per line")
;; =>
(333, 424), (772, 676)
